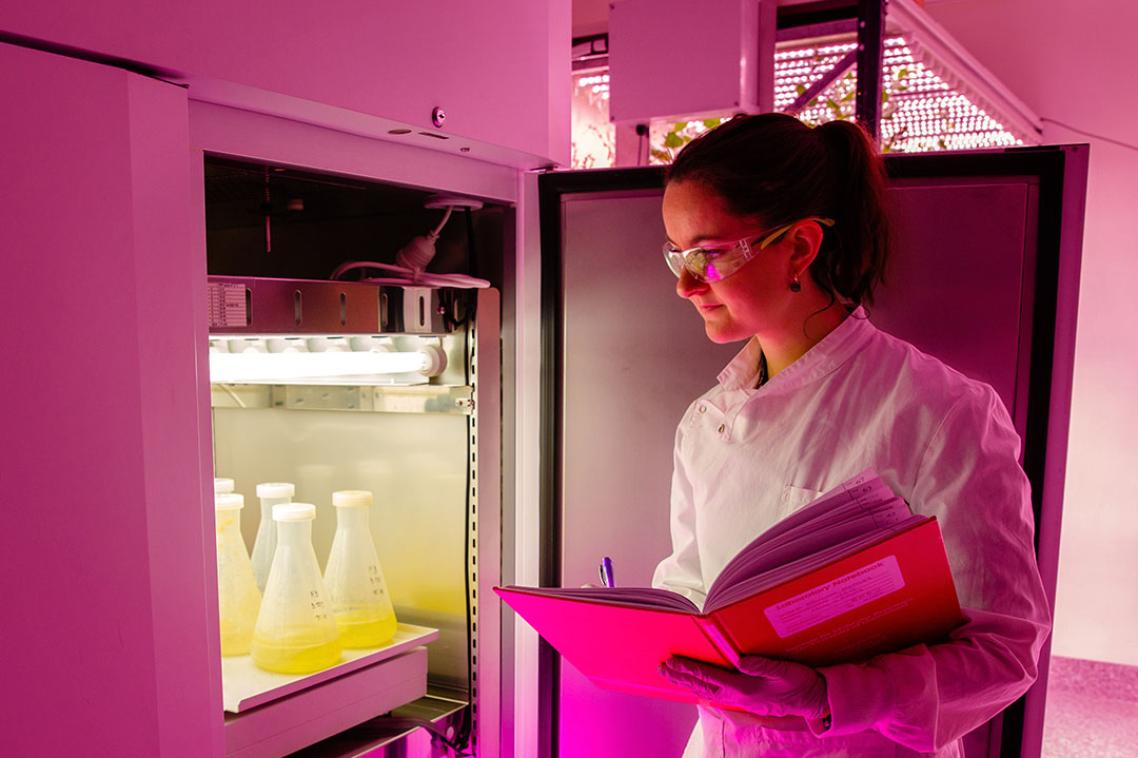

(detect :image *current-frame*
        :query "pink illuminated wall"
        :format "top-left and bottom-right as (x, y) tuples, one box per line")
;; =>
(926, 0), (1138, 667)
(0, 1), (571, 165)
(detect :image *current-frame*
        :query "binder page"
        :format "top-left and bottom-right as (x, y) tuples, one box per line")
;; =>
(745, 470), (887, 549)
(711, 479), (910, 591)
(705, 515), (925, 611)
(711, 504), (916, 593)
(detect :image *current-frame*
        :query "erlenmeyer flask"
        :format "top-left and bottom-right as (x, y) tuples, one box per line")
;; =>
(324, 490), (398, 648)
(251, 503), (341, 674)
(215, 493), (261, 656)
(251, 482), (295, 593)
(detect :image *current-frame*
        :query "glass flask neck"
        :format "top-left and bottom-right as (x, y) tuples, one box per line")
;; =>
(276, 518), (313, 545)
(216, 510), (242, 534)
(335, 506), (370, 530)
(260, 496), (290, 517)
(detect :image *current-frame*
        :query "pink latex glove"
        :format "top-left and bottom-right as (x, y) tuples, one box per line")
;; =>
(660, 655), (830, 720)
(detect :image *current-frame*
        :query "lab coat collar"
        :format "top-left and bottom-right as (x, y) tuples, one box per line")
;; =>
(716, 306), (875, 393)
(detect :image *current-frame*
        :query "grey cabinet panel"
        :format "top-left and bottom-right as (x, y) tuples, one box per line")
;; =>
(874, 179), (1034, 433)
(558, 191), (733, 757)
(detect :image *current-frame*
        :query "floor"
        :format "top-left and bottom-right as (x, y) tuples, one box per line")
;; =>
(1042, 656), (1138, 757)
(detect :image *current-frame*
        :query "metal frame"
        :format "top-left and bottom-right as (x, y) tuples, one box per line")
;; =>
(855, 0), (886, 138)
(537, 146), (1087, 758)
(191, 107), (510, 756)
(537, 167), (667, 758)
(210, 384), (475, 415)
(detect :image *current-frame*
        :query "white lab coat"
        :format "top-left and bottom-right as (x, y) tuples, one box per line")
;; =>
(652, 308), (1051, 757)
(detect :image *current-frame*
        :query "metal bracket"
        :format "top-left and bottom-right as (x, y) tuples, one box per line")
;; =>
(785, 49), (858, 116)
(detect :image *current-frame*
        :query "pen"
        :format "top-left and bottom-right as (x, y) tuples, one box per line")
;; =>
(598, 556), (615, 588)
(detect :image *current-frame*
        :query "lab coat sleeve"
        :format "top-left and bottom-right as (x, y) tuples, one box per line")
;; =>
(652, 416), (709, 609)
(814, 385), (1052, 751)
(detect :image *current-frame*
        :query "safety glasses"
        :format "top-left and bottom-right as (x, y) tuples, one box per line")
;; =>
(663, 217), (835, 283)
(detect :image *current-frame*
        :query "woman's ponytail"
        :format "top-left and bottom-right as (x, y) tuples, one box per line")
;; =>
(814, 120), (892, 307)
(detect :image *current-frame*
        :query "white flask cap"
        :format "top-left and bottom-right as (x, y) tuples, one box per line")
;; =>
(215, 493), (245, 511)
(214, 478), (235, 494)
(332, 490), (374, 508)
(273, 502), (317, 522)
(257, 482), (296, 499)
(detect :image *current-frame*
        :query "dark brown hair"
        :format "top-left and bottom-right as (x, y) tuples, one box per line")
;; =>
(667, 113), (892, 307)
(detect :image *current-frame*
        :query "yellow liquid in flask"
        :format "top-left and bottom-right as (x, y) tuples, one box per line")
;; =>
(250, 629), (342, 674)
(335, 609), (398, 648)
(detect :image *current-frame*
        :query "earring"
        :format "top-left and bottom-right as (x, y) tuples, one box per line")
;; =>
(789, 275), (802, 293)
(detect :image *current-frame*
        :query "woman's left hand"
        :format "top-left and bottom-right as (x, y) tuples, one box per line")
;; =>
(659, 654), (830, 720)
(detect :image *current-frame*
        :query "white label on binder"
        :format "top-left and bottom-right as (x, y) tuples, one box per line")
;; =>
(209, 282), (247, 328)
(763, 555), (904, 638)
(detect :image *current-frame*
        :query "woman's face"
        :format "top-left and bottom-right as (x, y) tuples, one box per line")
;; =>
(662, 179), (795, 344)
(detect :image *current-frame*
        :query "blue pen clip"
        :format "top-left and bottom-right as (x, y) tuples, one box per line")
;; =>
(598, 556), (615, 588)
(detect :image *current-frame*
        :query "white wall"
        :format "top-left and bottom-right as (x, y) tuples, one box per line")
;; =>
(926, 0), (1138, 666)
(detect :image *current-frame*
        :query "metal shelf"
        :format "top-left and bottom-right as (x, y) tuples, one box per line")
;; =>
(288, 695), (470, 757)
(211, 384), (475, 415)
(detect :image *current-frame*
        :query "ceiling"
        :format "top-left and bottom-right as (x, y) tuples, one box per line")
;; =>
(571, 0), (944, 40)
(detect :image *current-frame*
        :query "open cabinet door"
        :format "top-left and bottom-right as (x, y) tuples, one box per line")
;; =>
(539, 145), (1087, 758)
(0, 42), (219, 757)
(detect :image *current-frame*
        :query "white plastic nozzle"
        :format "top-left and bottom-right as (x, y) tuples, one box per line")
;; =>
(273, 502), (317, 522)
(215, 493), (245, 511)
(257, 482), (296, 499)
(214, 478), (235, 494)
(332, 490), (374, 508)
(228, 338), (267, 354)
(350, 336), (391, 353)
(419, 345), (447, 377)
(267, 338), (307, 354)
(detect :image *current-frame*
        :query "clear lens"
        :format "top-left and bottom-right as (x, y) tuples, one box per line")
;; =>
(663, 242), (734, 283)
(663, 244), (687, 278)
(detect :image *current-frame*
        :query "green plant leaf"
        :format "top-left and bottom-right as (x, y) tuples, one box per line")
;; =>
(703, 117), (722, 128)
(663, 132), (684, 149)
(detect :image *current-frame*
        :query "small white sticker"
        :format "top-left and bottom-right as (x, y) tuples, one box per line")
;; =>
(764, 555), (905, 638)
(208, 279), (248, 327)
(208, 282), (247, 329)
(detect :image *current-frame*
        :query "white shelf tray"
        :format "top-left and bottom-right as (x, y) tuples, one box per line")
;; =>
(222, 623), (440, 713)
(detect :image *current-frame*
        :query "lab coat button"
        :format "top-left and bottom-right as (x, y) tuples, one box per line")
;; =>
(717, 424), (726, 434)
(699, 405), (707, 413)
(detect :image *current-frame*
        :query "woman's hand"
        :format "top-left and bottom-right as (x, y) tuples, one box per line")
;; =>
(659, 654), (830, 720)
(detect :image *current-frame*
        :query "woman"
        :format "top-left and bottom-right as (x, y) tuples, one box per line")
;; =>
(652, 113), (1051, 757)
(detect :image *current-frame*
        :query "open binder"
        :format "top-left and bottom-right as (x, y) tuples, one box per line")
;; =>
(496, 471), (964, 707)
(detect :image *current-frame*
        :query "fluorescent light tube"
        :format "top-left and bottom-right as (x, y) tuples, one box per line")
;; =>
(210, 347), (444, 384)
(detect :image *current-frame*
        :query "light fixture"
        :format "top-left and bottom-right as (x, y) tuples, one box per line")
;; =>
(209, 344), (446, 384)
